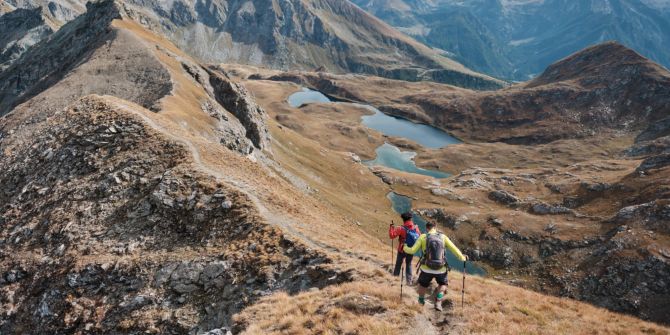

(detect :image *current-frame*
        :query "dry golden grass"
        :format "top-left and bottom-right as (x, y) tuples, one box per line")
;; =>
(235, 280), (422, 335)
(449, 272), (669, 335)
(236, 270), (669, 335)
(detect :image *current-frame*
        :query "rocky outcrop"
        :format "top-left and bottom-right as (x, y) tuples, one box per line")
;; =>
(488, 190), (520, 206)
(178, 59), (255, 154)
(611, 201), (670, 234)
(636, 117), (670, 143)
(0, 96), (347, 333)
(530, 202), (573, 215)
(417, 208), (457, 229)
(578, 253), (670, 322)
(637, 153), (670, 173)
(0, 7), (53, 71)
(626, 136), (670, 157)
(206, 66), (269, 150)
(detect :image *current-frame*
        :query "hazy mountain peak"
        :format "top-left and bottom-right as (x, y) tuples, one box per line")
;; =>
(354, 0), (670, 80)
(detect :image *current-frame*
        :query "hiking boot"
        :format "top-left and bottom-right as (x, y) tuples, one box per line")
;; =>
(434, 292), (444, 311)
(406, 278), (414, 286)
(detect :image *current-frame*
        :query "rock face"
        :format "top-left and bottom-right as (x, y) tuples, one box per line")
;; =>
(637, 154), (670, 173)
(0, 0), (129, 115)
(1, 0), (504, 89)
(0, 96), (346, 333)
(635, 117), (670, 143)
(206, 66), (269, 150)
(0, 6), (53, 71)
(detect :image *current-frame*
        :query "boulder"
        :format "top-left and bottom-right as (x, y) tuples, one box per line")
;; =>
(488, 190), (519, 205)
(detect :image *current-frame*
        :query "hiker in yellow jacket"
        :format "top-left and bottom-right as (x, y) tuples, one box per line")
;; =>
(403, 221), (466, 311)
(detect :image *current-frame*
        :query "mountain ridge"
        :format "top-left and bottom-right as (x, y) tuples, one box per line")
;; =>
(0, 0), (505, 89)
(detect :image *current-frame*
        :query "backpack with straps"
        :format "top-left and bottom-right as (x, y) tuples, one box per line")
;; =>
(424, 232), (446, 270)
(403, 226), (420, 247)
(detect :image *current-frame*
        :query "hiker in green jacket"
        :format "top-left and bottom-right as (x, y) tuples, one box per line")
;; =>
(403, 221), (466, 311)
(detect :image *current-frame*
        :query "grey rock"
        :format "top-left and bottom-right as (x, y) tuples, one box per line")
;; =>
(488, 190), (519, 205)
(488, 217), (503, 226)
(169, 262), (205, 294)
(531, 202), (572, 215)
(636, 153), (670, 172)
(636, 117), (670, 143)
(207, 66), (269, 150)
(201, 328), (232, 335)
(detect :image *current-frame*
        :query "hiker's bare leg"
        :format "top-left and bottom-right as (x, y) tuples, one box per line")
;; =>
(417, 285), (428, 297)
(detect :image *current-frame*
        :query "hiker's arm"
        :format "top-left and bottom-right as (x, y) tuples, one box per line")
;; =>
(403, 235), (423, 255)
(388, 226), (400, 239)
(444, 235), (466, 262)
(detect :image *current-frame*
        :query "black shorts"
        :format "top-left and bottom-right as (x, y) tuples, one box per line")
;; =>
(417, 271), (448, 288)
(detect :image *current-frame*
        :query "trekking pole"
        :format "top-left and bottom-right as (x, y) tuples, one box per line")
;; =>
(391, 220), (395, 272)
(461, 260), (467, 309)
(400, 263), (405, 301)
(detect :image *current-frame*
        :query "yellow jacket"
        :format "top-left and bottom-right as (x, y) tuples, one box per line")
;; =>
(403, 228), (466, 274)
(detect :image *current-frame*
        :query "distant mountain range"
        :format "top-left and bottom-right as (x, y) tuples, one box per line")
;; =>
(351, 0), (670, 80)
(0, 0), (504, 89)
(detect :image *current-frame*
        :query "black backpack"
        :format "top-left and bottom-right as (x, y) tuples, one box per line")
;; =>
(424, 233), (446, 270)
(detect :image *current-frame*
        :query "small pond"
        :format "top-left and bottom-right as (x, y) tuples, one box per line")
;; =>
(359, 105), (461, 149)
(364, 143), (451, 179)
(287, 87), (332, 108)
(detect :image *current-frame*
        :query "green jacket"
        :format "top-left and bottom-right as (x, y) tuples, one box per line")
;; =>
(403, 228), (466, 274)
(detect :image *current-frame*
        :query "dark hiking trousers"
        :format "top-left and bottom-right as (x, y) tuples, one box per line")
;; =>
(393, 252), (414, 282)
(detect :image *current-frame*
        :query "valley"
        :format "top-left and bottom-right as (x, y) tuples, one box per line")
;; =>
(226, 44), (670, 324)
